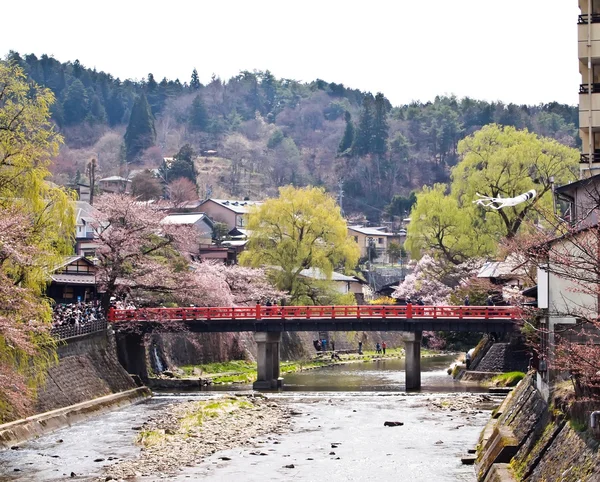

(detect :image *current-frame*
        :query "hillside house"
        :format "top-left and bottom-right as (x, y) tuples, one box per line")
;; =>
(347, 225), (406, 264)
(160, 212), (214, 246)
(98, 176), (131, 194)
(199, 199), (262, 230)
(75, 201), (102, 257)
(47, 256), (98, 304)
(298, 268), (365, 303)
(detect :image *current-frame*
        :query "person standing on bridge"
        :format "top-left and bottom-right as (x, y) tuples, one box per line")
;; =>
(464, 295), (470, 306)
(487, 295), (494, 306)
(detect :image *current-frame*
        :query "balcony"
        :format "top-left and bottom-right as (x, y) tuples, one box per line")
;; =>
(578, 13), (600, 24)
(580, 152), (600, 163)
(580, 83), (600, 93)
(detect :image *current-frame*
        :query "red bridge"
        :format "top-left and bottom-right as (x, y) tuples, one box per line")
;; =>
(111, 304), (522, 391)
(109, 304), (520, 330)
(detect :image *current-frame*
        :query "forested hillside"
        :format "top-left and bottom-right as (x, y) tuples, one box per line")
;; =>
(9, 52), (579, 222)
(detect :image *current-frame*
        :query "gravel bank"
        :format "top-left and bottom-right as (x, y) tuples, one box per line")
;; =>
(99, 394), (292, 481)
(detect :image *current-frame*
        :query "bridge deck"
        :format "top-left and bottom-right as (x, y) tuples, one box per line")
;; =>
(108, 305), (520, 333)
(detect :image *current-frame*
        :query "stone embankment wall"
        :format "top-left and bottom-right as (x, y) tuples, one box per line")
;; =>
(36, 329), (137, 413)
(472, 342), (529, 373)
(477, 373), (600, 481)
(148, 330), (412, 372)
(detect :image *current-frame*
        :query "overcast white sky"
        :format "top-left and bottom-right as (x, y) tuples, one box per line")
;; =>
(0, 0), (580, 107)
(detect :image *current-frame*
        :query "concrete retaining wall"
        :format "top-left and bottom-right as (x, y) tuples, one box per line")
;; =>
(35, 329), (137, 413)
(477, 373), (600, 481)
(0, 387), (150, 449)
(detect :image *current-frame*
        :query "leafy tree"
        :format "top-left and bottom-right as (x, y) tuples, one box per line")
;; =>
(338, 111), (354, 155)
(62, 79), (88, 125)
(267, 129), (284, 149)
(0, 62), (75, 420)
(124, 93), (156, 162)
(190, 68), (201, 90)
(189, 94), (209, 131)
(166, 144), (197, 183)
(386, 192), (416, 218)
(240, 186), (360, 304)
(387, 241), (404, 266)
(131, 170), (162, 201)
(405, 184), (495, 265)
(212, 222), (230, 246)
(452, 124), (579, 238)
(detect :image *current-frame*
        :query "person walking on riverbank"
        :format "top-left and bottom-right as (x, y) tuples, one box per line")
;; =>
(465, 351), (471, 369)
(382, 341), (387, 355)
(358, 341), (363, 355)
(376, 342), (381, 354)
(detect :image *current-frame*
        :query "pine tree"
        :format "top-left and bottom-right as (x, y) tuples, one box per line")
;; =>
(106, 90), (126, 126)
(124, 93), (156, 162)
(189, 94), (209, 131)
(190, 68), (201, 90)
(87, 94), (107, 124)
(373, 93), (389, 157)
(62, 79), (88, 125)
(338, 111), (355, 155)
(352, 95), (375, 156)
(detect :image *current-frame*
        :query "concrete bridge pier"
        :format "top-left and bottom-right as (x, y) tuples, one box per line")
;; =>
(253, 332), (283, 390)
(403, 331), (422, 390)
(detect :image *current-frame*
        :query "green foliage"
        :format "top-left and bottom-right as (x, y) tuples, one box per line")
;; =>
(267, 129), (284, 149)
(490, 371), (526, 387)
(212, 222), (230, 245)
(387, 241), (404, 266)
(124, 93), (156, 162)
(240, 186), (360, 304)
(386, 192), (416, 217)
(338, 111), (355, 155)
(62, 79), (88, 125)
(406, 125), (579, 263)
(453, 124), (579, 238)
(189, 94), (209, 131)
(166, 144), (196, 182)
(190, 68), (201, 90)
(0, 61), (76, 420)
(406, 183), (495, 264)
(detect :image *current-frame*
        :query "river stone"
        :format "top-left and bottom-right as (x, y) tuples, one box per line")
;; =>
(384, 421), (404, 427)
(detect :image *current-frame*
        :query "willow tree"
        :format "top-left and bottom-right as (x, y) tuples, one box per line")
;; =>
(0, 61), (75, 420)
(240, 186), (360, 304)
(406, 125), (579, 265)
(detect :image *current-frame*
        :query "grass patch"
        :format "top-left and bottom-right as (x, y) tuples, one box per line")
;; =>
(180, 360), (255, 377)
(137, 429), (166, 448)
(180, 397), (254, 432)
(490, 371), (526, 387)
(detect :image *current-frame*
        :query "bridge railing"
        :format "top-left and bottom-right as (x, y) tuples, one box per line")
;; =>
(108, 305), (521, 323)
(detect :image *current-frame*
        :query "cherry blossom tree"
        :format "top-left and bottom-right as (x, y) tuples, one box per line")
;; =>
(93, 195), (282, 310)
(392, 255), (452, 305)
(93, 194), (200, 310)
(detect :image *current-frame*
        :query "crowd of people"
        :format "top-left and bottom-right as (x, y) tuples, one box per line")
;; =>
(52, 300), (106, 328)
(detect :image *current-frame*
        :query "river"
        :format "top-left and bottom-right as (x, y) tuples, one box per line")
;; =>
(0, 355), (497, 481)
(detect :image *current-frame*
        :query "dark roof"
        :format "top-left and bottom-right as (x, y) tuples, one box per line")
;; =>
(555, 174), (600, 194)
(521, 285), (537, 298)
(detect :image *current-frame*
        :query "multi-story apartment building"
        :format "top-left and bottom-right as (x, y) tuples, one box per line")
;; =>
(579, 0), (600, 177)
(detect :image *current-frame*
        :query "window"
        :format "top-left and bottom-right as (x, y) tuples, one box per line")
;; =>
(354, 236), (358, 243)
(63, 286), (74, 299)
(378, 237), (384, 245)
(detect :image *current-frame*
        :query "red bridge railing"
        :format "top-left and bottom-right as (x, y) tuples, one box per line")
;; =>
(108, 305), (521, 323)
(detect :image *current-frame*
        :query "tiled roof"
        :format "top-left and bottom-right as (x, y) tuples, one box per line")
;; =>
(161, 213), (211, 225)
(204, 199), (262, 214)
(50, 274), (96, 285)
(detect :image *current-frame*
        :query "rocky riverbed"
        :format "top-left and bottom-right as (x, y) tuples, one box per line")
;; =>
(98, 394), (292, 481)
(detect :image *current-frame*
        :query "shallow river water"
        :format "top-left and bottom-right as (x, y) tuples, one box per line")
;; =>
(0, 355), (498, 481)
